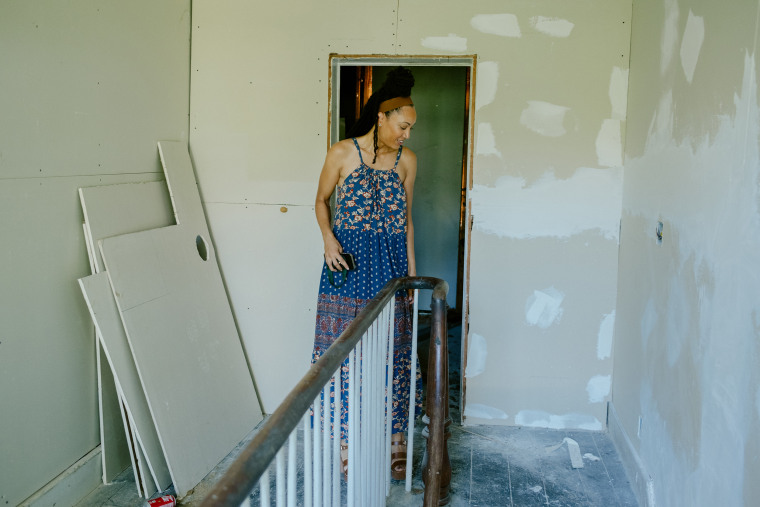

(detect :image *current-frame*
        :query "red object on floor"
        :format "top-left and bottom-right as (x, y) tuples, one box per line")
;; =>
(148, 495), (176, 507)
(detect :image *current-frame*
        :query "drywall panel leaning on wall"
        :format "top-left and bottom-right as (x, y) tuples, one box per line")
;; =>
(99, 142), (262, 497)
(79, 273), (172, 495)
(204, 202), (323, 412)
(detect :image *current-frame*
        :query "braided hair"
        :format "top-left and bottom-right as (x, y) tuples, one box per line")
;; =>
(347, 66), (415, 164)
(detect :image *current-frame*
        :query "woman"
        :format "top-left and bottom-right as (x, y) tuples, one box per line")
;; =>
(311, 66), (420, 480)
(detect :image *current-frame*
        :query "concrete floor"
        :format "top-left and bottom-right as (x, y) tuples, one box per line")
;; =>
(76, 320), (639, 506)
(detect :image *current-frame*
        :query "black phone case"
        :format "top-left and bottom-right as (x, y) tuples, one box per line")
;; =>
(341, 253), (356, 270)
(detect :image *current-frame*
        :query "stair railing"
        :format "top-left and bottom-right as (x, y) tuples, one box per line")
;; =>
(202, 276), (450, 507)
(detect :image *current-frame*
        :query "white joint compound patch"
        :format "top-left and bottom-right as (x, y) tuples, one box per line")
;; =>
(470, 14), (521, 37)
(515, 410), (603, 430)
(641, 298), (658, 350)
(586, 375), (611, 403)
(661, 0), (680, 75)
(465, 333), (487, 378)
(530, 16), (574, 38)
(584, 453), (601, 462)
(680, 10), (705, 83)
(596, 119), (623, 167)
(470, 167), (623, 240)
(476, 61), (498, 110)
(421, 34), (467, 52)
(475, 122), (502, 157)
(597, 311), (616, 359)
(525, 287), (564, 328)
(464, 403), (508, 420)
(609, 67), (629, 120)
(520, 100), (569, 137)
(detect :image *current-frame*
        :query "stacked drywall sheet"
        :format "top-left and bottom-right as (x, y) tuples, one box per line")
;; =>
(77, 141), (262, 499)
(79, 180), (176, 497)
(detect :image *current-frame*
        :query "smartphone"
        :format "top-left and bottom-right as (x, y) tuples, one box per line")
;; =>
(340, 252), (356, 270)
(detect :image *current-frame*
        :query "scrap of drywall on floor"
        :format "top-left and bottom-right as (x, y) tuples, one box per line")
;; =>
(465, 333), (487, 378)
(470, 14), (522, 38)
(515, 410), (602, 431)
(470, 167), (623, 240)
(525, 287), (565, 329)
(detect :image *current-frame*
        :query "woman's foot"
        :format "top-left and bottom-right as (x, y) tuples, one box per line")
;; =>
(391, 434), (407, 480)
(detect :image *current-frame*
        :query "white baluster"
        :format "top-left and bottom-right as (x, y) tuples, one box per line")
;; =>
(276, 447), (285, 505)
(406, 288), (419, 490)
(360, 330), (370, 506)
(322, 383), (330, 507)
(314, 393), (322, 507)
(304, 411), (313, 507)
(260, 465), (270, 507)
(332, 368), (341, 505)
(347, 347), (356, 507)
(287, 428), (297, 507)
(387, 298), (396, 495)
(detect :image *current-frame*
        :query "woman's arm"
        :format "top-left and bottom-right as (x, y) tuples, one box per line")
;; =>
(402, 150), (418, 276)
(315, 143), (350, 272)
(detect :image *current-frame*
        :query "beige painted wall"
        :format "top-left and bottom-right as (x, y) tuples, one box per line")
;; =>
(0, 2), (190, 505)
(614, 0), (760, 505)
(190, 0), (631, 426)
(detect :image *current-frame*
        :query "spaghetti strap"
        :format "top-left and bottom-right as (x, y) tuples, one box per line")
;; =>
(393, 146), (403, 170)
(352, 138), (365, 165)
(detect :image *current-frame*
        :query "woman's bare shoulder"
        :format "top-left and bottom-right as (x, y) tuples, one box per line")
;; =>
(400, 146), (417, 169)
(327, 138), (356, 157)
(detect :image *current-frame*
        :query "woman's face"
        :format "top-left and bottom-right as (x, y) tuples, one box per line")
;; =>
(378, 106), (417, 149)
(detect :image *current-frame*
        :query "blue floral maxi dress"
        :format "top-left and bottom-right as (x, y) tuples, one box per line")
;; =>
(312, 138), (422, 443)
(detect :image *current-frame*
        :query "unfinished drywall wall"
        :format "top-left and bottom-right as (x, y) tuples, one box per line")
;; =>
(0, 2), (190, 505)
(190, 0), (631, 426)
(613, 1), (760, 505)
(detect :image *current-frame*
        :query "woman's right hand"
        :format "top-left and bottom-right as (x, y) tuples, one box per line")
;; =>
(323, 235), (346, 272)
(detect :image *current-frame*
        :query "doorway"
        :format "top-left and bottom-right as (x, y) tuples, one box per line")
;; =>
(329, 56), (475, 420)
(329, 56), (473, 317)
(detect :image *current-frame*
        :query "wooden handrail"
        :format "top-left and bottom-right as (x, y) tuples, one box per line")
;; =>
(202, 276), (450, 506)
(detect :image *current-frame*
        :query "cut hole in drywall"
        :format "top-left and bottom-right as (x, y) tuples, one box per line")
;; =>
(196, 234), (209, 261)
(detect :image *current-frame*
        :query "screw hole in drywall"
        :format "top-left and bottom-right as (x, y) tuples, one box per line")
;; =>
(656, 221), (663, 245)
(196, 235), (209, 261)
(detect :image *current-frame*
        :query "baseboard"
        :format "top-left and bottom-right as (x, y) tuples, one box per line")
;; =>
(19, 446), (103, 507)
(607, 402), (656, 507)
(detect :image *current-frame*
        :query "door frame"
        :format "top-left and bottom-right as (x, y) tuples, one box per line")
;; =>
(327, 54), (477, 422)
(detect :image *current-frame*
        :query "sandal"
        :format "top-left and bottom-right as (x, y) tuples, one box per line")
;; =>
(341, 444), (349, 481)
(390, 435), (407, 480)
